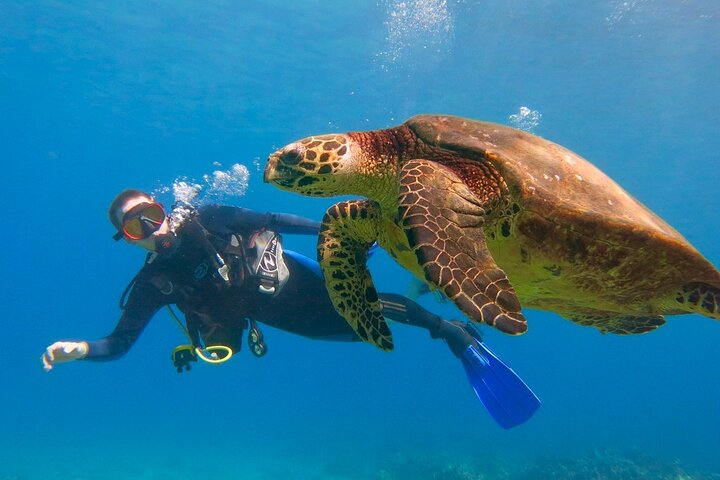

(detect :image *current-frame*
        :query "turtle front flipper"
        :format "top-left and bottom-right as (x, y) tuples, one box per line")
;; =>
(318, 200), (394, 351)
(399, 159), (527, 335)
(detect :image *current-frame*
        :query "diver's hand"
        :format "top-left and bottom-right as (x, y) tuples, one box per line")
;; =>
(41, 341), (89, 372)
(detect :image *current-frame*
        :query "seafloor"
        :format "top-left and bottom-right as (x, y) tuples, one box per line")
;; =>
(2, 449), (718, 480)
(375, 450), (719, 480)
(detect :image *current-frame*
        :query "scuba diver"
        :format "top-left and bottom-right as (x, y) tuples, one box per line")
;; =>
(40, 189), (540, 429)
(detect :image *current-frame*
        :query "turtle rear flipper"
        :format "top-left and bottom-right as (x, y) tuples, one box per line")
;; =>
(398, 159), (527, 335)
(675, 282), (720, 320)
(318, 200), (394, 351)
(567, 312), (666, 334)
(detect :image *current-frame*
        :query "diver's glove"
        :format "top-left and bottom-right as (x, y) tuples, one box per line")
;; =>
(41, 341), (89, 372)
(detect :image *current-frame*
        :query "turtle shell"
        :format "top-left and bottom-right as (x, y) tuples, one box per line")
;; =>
(404, 114), (720, 291)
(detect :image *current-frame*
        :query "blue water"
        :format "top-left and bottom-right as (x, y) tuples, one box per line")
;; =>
(2, 1), (719, 478)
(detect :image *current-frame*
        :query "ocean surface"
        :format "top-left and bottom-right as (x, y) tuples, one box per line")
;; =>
(2, 1), (719, 479)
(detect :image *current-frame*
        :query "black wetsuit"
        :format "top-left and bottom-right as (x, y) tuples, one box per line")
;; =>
(86, 205), (443, 360)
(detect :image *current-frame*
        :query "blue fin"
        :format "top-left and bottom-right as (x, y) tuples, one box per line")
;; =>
(460, 342), (540, 429)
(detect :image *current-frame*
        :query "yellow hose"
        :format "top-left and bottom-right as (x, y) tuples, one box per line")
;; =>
(166, 305), (233, 364)
(194, 345), (233, 364)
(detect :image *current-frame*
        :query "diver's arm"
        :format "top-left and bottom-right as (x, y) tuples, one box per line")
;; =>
(42, 279), (163, 371)
(265, 211), (321, 234)
(84, 280), (164, 361)
(202, 205), (320, 235)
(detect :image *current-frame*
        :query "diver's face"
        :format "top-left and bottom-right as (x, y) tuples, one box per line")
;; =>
(116, 195), (169, 251)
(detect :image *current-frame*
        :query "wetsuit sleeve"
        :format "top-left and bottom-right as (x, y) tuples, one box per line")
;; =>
(84, 279), (164, 361)
(202, 205), (320, 235)
(378, 292), (443, 333)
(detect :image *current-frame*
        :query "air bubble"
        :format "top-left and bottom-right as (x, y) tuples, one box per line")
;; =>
(508, 106), (542, 133)
(375, 0), (458, 68)
(156, 163), (251, 208)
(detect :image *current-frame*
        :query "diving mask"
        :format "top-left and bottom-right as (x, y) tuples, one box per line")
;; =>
(113, 202), (166, 241)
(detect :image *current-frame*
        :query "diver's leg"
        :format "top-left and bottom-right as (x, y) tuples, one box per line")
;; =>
(378, 292), (540, 428)
(378, 292), (477, 356)
(378, 292), (442, 331)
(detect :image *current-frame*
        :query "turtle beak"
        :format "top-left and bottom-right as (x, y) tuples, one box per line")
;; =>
(263, 155), (278, 184)
(264, 145), (304, 187)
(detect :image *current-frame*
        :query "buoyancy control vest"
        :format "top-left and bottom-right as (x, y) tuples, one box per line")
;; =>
(119, 211), (290, 310)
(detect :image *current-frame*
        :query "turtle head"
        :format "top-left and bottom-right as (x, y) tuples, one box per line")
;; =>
(265, 133), (383, 197)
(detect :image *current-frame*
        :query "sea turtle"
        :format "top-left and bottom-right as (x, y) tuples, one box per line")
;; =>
(264, 114), (720, 351)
